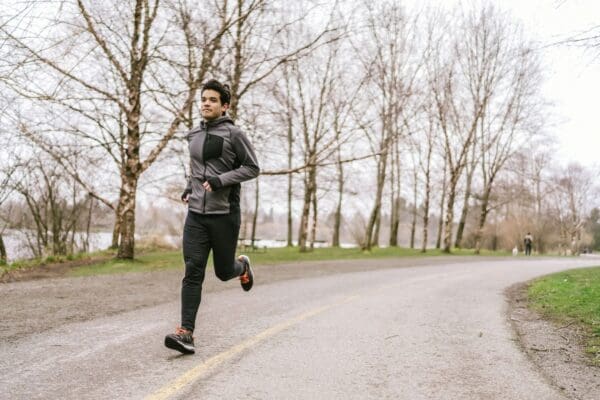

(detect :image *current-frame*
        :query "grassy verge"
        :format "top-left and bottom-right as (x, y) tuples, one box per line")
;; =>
(528, 267), (600, 365)
(0, 250), (114, 276)
(68, 246), (509, 277)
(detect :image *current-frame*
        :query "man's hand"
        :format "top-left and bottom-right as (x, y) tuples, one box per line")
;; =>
(204, 176), (222, 192)
(181, 188), (192, 203)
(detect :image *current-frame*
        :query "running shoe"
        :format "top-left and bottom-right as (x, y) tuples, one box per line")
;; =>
(164, 327), (195, 354)
(238, 255), (254, 291)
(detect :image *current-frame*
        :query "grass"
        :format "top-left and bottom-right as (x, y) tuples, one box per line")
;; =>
(528, 267), (600, 365)
(0, 250), (114, 275)
(67, 245), (509, 277)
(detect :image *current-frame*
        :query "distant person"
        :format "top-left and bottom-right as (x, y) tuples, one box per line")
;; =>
(512, 246), (518, 256)
(164, 79), (260, 355)
(524, 233), (533, 256)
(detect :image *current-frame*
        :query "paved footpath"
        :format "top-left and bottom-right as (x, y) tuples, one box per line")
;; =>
(1, 257), (599, 399)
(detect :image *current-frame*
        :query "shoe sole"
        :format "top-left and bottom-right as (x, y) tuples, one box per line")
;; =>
(164, 336), (195, 354)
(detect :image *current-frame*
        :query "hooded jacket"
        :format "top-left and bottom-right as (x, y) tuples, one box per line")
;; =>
(185, 116), (260, 214)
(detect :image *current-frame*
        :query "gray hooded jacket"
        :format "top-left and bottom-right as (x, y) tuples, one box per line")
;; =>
(185, 116), (259, 214)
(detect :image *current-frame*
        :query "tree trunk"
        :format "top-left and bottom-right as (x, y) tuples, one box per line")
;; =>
(443, 175), (459, 253)
(364, 143), (389, 250)
(298, 165), (316, 252)
(111, 193), (124, 249)
(409, 170), (418, 249)
(420, 145), (433, 253)
(309, 189), (317, 250)
(84, 196), (94, 253)
(0, 233), (6, 264)
(287, 170), (293, 247)
(373, 211), (381, 248)
(389, 137), (401, 247)
(474, 188), (491, 255)
(435, 163), (447, 249)
(421, 189), (430, 253)
(389, 196), (400, 247)
(117, 174), (139, 259)
(332, 151), (344, 247)
(454, 158), (475, 248)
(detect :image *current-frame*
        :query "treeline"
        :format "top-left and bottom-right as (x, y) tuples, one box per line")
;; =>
(0, 1), (598, 263)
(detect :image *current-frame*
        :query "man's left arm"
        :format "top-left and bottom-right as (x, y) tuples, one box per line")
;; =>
(206, 129), (260, 190)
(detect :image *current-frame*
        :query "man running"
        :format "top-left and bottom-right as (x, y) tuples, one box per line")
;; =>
(164, 79), (260, 354)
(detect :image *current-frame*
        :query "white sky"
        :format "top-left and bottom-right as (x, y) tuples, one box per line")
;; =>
(493, 0), (600, 168)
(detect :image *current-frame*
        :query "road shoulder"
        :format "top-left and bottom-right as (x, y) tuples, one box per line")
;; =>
(506, 283), (600, 400)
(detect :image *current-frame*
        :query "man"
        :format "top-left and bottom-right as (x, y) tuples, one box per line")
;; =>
(524, 232), (533, 256)
(164, 79), (260, 355)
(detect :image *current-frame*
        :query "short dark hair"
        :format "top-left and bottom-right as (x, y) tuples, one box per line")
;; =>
(201, 79), (231, 106)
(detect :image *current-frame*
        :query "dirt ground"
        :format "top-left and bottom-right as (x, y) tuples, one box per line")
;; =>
(506, 283), (600, 400)
(2, 257), (599, 398)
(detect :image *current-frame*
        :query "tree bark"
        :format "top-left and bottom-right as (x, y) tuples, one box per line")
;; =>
(0, 234), (6, 264)
(443, 172), (460, 253)
(389, 137), (401, 247)
(298, 164), (316, 252)
(332, 147), (344, 247)
(435, 162), (447, 249)
(455, 137), (478, 248)
(474, 186), (492, 254)
(409, 168), (418, 249)
(309, 188), (318, 250)
(364, 138), (390, 250)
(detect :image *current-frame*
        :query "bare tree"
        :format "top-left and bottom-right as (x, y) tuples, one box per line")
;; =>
(472, 37), (544, 254)
(10, 154), (90, 258)
(1, 1), (270, 259)
(388, 132), (402, 247)
(0, 161), (17, 263)
(292, 52), (335, 252)
(549, 163), (597, 255)
(356, 2), (420, 250)
(454, 139), (478, 248)
(417, 104), (437, 252)
(435, 157), (447, 249)
(407, 146), (419, 249)
(427, 5), (512, 253)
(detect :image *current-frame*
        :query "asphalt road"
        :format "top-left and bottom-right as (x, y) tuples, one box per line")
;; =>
(1, 257), (599, 399)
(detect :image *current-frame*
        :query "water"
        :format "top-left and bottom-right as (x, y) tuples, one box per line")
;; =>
(3, 230), (356, 262)
(2, 230), (115, 262)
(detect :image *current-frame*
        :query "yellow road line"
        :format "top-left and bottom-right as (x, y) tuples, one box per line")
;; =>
(145, 295), (360, 400)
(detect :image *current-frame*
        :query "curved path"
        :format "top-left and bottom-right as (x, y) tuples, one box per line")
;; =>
(1, 257), (598, 399)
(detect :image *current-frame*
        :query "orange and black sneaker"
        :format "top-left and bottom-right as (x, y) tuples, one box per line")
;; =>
(238, 255), (254, 291)
(164, 327), (195, 354)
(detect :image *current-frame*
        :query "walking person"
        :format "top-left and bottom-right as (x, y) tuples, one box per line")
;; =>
(164, 79), (260, 354)
(524, 232), (533, 256)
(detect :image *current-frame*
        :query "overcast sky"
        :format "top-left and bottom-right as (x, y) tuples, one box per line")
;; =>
(494, 0), (599, 167)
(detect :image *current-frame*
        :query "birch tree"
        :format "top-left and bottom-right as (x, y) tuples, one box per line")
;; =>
(1, 1), (265, 259)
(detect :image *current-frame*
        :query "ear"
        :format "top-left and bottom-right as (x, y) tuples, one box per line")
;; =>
(222, 103), (230, 112)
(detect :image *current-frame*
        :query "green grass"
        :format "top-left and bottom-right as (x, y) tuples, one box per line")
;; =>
(528, 267), (600, 365)
(0, 250), (112, 276)
(68, 245), (509, 277)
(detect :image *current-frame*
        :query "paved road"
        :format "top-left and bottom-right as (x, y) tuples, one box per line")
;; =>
(1, 257), (599, 399)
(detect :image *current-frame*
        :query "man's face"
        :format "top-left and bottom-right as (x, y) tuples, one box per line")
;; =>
(201, 89), (228, 121)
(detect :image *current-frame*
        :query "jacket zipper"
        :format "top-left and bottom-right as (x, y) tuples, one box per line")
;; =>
(202, 125), (208, 213)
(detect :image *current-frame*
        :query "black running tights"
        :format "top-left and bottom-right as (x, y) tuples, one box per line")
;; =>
(180, 210), (244, 332)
